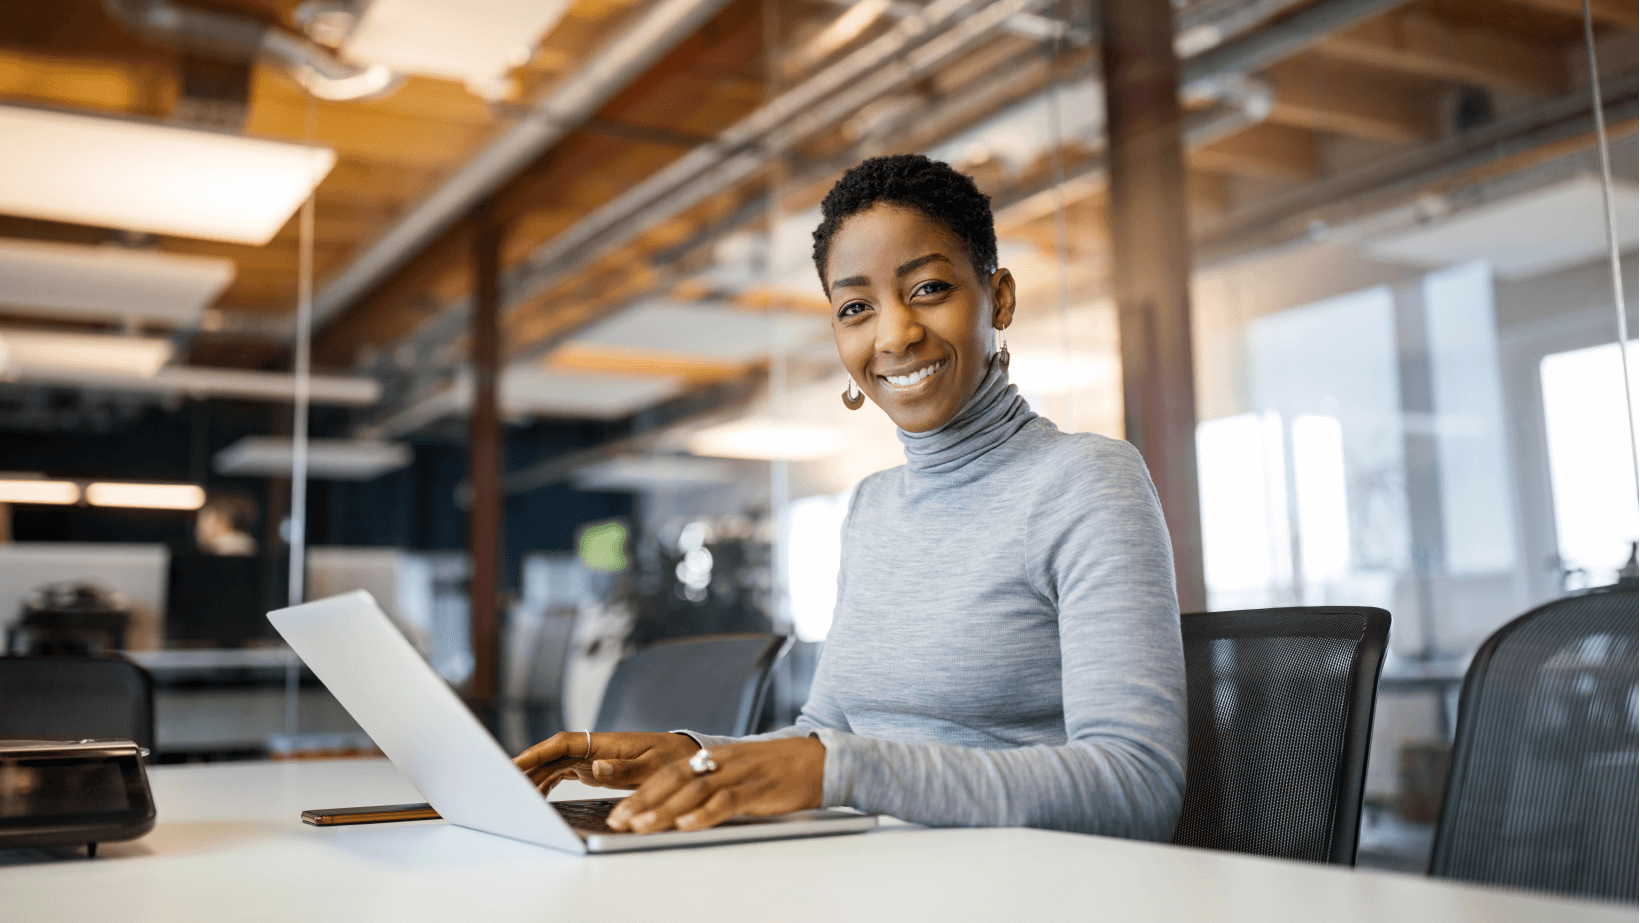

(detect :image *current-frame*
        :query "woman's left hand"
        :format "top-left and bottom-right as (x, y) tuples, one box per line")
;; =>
(606, 736), (826, 833)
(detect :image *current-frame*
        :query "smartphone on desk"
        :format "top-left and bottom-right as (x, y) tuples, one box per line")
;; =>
(301, 803), (441, 826)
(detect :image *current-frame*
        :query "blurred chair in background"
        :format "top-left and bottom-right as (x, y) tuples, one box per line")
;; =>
(1171, 606), (1391, 866)
(500, 605), (577, 753)
(0, 655), (154, 750)
(760, 639), (823, 732)
(594, 633), (787, 738)
(1428, 584), (1637, 904)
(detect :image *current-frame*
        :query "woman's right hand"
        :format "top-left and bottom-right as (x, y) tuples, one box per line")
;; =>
(513, 731), (698, 796)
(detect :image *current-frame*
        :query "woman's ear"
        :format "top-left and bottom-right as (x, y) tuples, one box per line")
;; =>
(990, 268), (1016, 330)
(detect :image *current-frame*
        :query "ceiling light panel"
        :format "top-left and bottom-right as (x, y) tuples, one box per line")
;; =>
(342, 0), (574, 99)
(0, 479), (80, 505)
(500, 368), (685, 420)
(569, 301), (824, 363)
(689, 422), (850, 461)
(84, 482), (206, 510)
(1365, 177), (1640, 280)
(214, 437), (412, 480)
(0, 106), (335, 245)
(0, 330), (173, 377)
(0, 238), (234, 326)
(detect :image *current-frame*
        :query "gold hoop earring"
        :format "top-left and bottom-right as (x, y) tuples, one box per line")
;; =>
(841, 376), (864, 410)
(996, 328), (1010, 370)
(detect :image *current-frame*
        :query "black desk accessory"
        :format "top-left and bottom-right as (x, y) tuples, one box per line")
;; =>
(0, 739), (157, 856)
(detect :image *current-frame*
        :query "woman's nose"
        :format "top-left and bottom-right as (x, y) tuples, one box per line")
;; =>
(875, 301), (924, 355)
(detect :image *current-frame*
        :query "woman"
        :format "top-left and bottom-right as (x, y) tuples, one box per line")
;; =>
(516, 154), (1187, 841)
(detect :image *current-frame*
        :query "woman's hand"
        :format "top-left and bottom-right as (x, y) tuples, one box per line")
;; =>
(513, 731), (697, 795)
(606, 736), (825, 834)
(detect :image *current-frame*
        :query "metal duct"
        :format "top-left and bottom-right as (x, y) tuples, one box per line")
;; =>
(307, 0), (743, 329)
(103, 0), (398, 102)
(500, 0), (1409, 325)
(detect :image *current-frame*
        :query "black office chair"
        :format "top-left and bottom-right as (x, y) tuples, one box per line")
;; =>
(521, 607), (577, 744)
(594, 633), (788, 738)
(1428, 585), (1637, 903)
(0, 654), (155, 750)
(1170, 606), (1390, 865)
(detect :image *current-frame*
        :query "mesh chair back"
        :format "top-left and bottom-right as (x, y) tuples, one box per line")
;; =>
(1429, 585), (1638, 903)
(1171, 607), (1390, 865)
(0, 655), (154, 749)
(594, 634), (787, 738)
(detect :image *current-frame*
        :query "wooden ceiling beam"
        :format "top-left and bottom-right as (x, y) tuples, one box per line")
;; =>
(314, 0), (770, 367)
(1502, 0), (1638, 32)
(1314, 11), (1564, 93)
(1261, 58), (1437, 144)
(543, 342), (754, 385)
(1190, 123), (1319, 180)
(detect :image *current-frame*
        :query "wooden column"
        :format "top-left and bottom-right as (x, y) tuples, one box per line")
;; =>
(467, 207), (503, 710)
(1100, 0), (1207, 612)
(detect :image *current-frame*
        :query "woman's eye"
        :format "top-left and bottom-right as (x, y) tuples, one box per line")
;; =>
(913, 280), (950, 297)
(837, 302), (868, 318)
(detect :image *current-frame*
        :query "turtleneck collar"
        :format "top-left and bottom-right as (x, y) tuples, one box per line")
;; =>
(897, 355), (1035, 474)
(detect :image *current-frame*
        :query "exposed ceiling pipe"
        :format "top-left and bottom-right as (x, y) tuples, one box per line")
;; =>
(1178, 0), (1408, 94)
(363, 0), (1405, 435)
(381, 0), (1383, 390)
(500, 0), (1409, 327)
(102, 0), (397, 101)
(306, 0), (743, 331)
(491, 0), (1300, 330)
(507, 0), (1012, 290)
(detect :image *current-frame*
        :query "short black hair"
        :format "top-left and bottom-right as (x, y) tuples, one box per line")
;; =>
(812, 154), (997, 289)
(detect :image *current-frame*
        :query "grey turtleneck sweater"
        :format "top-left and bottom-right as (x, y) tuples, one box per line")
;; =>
(685, 360), (1187, 841)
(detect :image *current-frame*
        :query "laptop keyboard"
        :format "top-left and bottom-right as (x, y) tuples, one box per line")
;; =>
(552, 799), (623, 834)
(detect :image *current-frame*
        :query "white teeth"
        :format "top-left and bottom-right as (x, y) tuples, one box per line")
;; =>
(883, 360), (943, 387)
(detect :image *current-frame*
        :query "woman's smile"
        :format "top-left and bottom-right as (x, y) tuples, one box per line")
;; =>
(878, 358), (946, 390)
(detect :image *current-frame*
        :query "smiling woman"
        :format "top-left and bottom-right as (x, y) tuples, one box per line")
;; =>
(516, 155), (1187, 841)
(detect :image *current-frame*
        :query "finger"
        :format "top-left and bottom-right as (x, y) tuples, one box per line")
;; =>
(534, 769), (569, 795)
(588, 758), (648, 787)
(514, 732), (578, 772)
(627, 776), (722, 833)
(675, 784), (752, 831)
(607, 760), (694, 830)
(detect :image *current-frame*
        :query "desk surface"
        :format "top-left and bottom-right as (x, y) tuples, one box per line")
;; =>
(0, 759), (1627, 923)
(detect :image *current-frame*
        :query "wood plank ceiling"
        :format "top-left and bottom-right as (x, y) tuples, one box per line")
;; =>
(0, 0), (1632, 430)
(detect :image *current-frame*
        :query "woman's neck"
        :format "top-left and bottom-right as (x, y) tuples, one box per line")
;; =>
(896, 356), (1034, 474)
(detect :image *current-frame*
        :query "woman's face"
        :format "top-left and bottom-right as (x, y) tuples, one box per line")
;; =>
(825, 204), (1014, 433)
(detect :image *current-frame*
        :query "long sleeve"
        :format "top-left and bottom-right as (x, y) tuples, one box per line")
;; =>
(687, 438), (1186, 840)
(808, 439), (1186, 840)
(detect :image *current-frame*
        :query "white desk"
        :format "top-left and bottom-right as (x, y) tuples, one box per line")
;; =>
(0, 759), (1628, 923)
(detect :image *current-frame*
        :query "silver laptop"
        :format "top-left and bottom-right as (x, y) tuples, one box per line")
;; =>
(268, 590), (876, 854)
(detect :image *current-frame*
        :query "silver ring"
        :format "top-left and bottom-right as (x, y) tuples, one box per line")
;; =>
(688, 748), (718, 776)
(583, 730), (593, 761)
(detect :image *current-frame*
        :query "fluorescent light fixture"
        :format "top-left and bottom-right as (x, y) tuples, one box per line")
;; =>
(574, 455), (743, 491)
(0, 106), (335, 246)
(501, 368), (684, 420)
(84, 482), (206, 510)
(0, 478), (80, 505)
(1365, 176), (1640, 280)
(0, 330), (172, 377)
(689, 422), (849, 461)
(6, 363), (379, 406)
(569, 301), (822, 363)
(214, 437), (412, 480)
(343, 0), (574, 99)
(0, 238), (234, 327)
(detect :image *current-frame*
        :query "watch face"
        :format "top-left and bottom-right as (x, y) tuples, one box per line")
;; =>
(0, 754), (143, 827)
